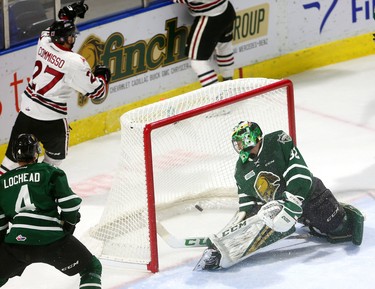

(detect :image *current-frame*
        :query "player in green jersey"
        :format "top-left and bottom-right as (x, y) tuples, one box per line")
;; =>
(195, 121), (364, 270)
(0, 134), (102, 288)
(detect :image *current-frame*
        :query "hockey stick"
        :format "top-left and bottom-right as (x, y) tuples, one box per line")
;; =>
(156, 210), (250, 249)
(156, 221), (209, 248)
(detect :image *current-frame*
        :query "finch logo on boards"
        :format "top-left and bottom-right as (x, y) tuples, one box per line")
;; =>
(76, 18), (189, 107)
(16, 234), (27, 242)
(74, 10), (271, 107)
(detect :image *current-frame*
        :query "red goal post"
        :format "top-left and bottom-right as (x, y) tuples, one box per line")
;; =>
(86, 78), (296, 273)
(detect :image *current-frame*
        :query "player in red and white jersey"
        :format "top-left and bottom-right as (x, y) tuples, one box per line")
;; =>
(172, 0), (236, 86)
(22, 22), (107, 121)
(0, 3), (111, 176)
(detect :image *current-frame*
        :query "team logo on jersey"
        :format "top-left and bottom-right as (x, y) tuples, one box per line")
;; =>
(16, 234), (27, 242)
(277, 132), (292, 144)
(254, 171), (280, 202)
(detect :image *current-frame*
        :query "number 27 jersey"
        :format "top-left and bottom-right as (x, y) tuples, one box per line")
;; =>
(21, 31), (107, 121)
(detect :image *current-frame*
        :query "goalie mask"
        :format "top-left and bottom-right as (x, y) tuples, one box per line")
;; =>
(231, 121), (262, 162)
(12, 134), (41, 163)
(49, 20), (78, 46)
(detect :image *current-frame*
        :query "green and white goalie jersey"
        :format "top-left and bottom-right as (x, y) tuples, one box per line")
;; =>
(235, 130), (313, 214)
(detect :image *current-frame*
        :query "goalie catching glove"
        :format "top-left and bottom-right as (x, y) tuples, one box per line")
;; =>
(257, 192), (303, 232)
(58, 1), (89, 21)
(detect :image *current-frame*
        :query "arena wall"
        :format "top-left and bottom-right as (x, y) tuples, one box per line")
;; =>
(1, 0), (374, 158)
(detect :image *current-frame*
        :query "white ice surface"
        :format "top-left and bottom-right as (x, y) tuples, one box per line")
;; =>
(4, 55), (375, 289)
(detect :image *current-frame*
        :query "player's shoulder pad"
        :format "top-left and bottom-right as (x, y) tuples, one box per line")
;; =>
(65, 52), (91, 71)
(37, 162), (66, 176)
(265, 130), (284, 140)
(264, 130), (292, 145)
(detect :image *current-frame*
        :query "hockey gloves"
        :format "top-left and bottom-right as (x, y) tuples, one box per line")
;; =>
(94, 65), (111, 84)
(63, 212), (81, 234)
(58, 1), (89, 21)
(257, 192), (303, 232)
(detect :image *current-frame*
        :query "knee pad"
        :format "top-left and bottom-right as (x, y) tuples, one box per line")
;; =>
(215, 41), (233, 57)
(80, 256), (102, 288)
(327, 203), (364, 245)
(190, 59), (214, 76)
(81, 256), (102, 276)
(215, 42), (234, 78)
(190, 59), (218, 87)
(301, 178), (345, 233)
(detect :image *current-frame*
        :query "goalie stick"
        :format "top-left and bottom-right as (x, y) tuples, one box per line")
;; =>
(156, 210), (261, 249)
(156, 213), (266, 249)
(157, 216), (314, 271)
(156, 221), (208, 248)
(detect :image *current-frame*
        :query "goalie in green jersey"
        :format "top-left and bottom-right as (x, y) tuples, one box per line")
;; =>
(195, 121), (365, 271)
(0, 134), (102, 288)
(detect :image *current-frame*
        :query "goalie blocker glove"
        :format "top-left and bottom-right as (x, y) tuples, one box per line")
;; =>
(257, 191), (303, 232)
(58, 1), (89, 21)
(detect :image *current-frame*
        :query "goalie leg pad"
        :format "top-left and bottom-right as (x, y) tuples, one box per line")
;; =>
(197, 215), (294, 270)
(326, 203), (364, 246)
(301, 177), (345, 233)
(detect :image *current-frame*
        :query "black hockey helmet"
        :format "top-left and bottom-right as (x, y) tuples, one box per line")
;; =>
(49, 20), (78, 45)
(12, 134), (41, 163)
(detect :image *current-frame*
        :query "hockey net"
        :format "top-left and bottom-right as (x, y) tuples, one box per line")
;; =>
(85, 78), (296, 272)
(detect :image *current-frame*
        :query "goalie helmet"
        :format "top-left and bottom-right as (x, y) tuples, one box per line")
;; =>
(231, 121), (262, 162)
(12, 134), (41, 163)
(49, 20), (78, 45)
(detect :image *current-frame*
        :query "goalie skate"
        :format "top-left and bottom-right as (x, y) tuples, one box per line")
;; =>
(194, 247), (222, 271)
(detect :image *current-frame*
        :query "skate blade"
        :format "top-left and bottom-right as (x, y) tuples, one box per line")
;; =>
(193, 255), (207, 271)
(193, 256), (221, 271)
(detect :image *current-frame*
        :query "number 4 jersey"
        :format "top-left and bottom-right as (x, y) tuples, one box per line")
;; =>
(20, 30), (107, 121)
(0, 162), (81, 245)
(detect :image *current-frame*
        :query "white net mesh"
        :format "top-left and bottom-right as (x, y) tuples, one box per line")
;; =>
(86, 78), (295, 268)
